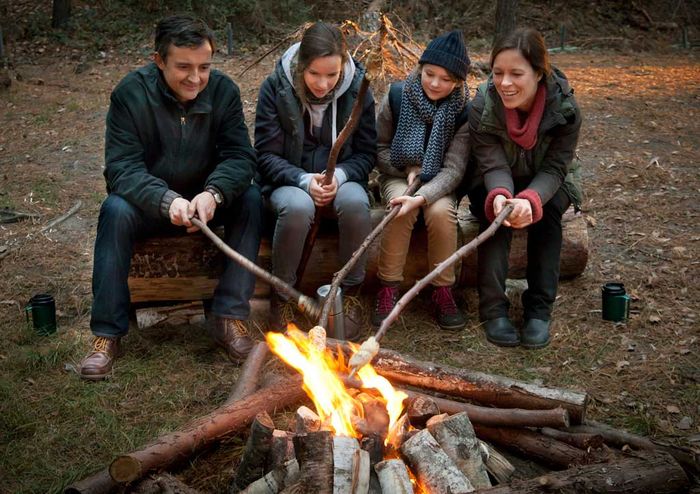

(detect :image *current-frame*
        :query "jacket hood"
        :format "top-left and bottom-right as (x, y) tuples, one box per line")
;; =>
(279, 42), (356, 101)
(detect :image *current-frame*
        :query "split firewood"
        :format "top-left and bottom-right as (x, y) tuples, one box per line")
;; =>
(327, 338), (588, 424)
(109, 375), (306, 484)
(240, 459), (299, 494)
(268, 430), (295, 472)
(360, 433), (384, 469)
(295, 406), (321, 434)
(540, 427), (604, 450)
(402, 389), (570, 428)
(374, 459), (412, 494)
(473, 425), (599, 470)
(333, 436), (363, 494)
(478, 440), (516, 484)
(226, 342), (270, 405)
(353, 393), (389, 437)
(427, 412), (491, 489)
(231, 412), (276, 493)
(287, 431), (334, 494)
(385, 413), (410, 452)
(135, 301), (205, 329)
(401, 428), (475, 493)
(351, 448), (371, 494)
(475, 451), (689, 494)
(406, 394), (440, 428)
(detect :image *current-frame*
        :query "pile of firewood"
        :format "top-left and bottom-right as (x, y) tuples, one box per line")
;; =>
(66, 341), (697, 494)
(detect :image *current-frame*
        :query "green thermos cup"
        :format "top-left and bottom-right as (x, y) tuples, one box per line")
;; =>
(601, 283), (630, 322)
(25, 294), (57, 335)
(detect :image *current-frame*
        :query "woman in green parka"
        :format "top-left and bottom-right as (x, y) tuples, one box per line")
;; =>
(467, 27), (582, 349)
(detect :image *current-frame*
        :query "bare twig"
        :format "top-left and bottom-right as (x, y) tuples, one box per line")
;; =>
(190, 217), (320, 320)
(374, 204), (514, 342)
(318, 179), (421, 327)
(237, 24), (310, 78)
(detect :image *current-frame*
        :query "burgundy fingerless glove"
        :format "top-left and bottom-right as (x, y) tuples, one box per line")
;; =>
(484, 188), (513, 223)
(515, 188), (543, 223)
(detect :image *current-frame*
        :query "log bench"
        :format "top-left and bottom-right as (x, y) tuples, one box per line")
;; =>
(127, 206), (588, 305)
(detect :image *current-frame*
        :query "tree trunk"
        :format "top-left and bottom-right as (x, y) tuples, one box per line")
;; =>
(52, 0), (71, 28)
(402, 389), (571, 428)
(473, 425), (598, 470)
(494, 0), (518, 42)
(109, 376), (306, 483)
(401, 428), (475, 493)
(476, 452), (689, 494)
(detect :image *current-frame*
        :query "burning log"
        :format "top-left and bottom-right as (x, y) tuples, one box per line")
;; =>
(374, 459), (413, 494)
(385, 413), (410, 452)
(539, 427), (604, 450)
(473, 425), (598, 470)
(479, 441), (516, 484)
(287, 431), (334, 494)
(109, 375), (306, 483)
(402, 389), (570, 428)
(427, 412), (492, 489)
(406, 394), (440, 428)
(369, 347), (588, 424)
(295, 406), (322, 434)
(231, 412), (276, 493)
(226, 342), (270, 405)
(401, 428), (475, 493)
(332, 437), (367, 493)
(353, 393), (390, 437)
(240, 459), (299, 494)
(475, 451), (690, 494)
(269, 430), (295, 472)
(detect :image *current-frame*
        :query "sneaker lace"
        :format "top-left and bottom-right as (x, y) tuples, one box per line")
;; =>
(375, 286), (398, 314)
(433, 286), (458, 315)
(92, 336), (112, 353)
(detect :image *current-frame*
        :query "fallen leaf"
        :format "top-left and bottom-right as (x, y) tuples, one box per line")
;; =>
(677, 417), (693, 430)
(616, 360), (630, 372)
(667, 405), (681, 414)
(649, 315), (661, 323)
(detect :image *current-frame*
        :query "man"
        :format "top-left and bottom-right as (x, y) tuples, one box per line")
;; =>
(80, 15), (262, 380)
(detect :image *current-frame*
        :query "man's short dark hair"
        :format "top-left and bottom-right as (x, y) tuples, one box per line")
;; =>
(155, 15), (216, 61)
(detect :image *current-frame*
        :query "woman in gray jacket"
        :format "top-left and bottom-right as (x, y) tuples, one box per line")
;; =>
(372, 31), (471, 331)
(468, 27), (582, 349)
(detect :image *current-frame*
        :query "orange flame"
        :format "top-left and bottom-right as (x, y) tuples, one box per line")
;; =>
(266, 326), (407, 439)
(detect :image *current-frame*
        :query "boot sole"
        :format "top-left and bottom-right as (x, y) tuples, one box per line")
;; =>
(79, 371), (111, 381)
(486, 336), (521, 347)
(521, 338), (551, 349)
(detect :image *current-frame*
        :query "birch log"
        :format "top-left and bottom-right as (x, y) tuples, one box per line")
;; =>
(231, 412), (276, 493)
(401, 428), (474, 493)
(428, 412), (491, 488)
(479, 441), (516, 484)
(333, 437), (361, 494)
(351, 448), (371, 494)
(240, 460), (299, 494)
(374, 459), (413, 494)
(289, 431), (334, 494)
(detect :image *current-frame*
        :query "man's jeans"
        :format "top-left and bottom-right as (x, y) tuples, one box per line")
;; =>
(268, 182), (370, 289)
(90, 185), (263, 338)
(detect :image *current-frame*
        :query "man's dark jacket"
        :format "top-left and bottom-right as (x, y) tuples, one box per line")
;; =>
(104, 62), (256, 218)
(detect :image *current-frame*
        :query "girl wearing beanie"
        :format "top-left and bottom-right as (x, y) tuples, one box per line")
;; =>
(372, 30), (470, 331)
(467, 27), (582, 348)
(255, 22), (377, 339)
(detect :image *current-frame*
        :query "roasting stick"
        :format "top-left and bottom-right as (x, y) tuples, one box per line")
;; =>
(191, 217), (321, 320)
(317, 179), (422, 328)
(348, 204), (516, 376)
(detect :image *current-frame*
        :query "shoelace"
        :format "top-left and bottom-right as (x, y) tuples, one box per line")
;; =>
(280, 300), (296, 324)
(433, 287), (458, 315)
(92, 336), (112, 353)
(227, 320), (250, 338)
(375, 286), (398, 313)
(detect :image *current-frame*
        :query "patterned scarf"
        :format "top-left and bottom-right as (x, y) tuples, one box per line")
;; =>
(390, 72), (467, 182)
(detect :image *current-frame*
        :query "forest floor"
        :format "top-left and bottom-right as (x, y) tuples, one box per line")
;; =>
(0, 44), (698, 492)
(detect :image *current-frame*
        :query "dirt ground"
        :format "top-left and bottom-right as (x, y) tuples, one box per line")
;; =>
(0, 44), (699, 491)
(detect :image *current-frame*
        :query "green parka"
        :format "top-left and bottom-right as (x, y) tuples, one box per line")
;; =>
(469, 66), (582, 208)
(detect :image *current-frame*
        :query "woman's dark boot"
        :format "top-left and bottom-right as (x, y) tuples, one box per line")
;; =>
(484, 317), (520, 347)
(521, 319), (551, 349)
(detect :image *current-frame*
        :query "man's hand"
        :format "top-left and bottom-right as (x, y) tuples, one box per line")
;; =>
(185, 191), (218, 233)
(169, 197), (193, 229)
(309, 173), (338, 207)
(390, 194), (425, 217)
(504, 198), (533, 229)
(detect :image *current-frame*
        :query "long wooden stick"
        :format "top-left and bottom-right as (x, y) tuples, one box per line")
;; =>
(109, 375), (306, 483)
(318, 179), (421, 327)
(225, 341), (270, 405)
(190, 217), (320, 320)
(374, 203), (514, 342)
(295, 75), (371, 289)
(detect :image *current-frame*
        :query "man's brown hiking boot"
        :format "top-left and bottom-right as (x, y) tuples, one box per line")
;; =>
(209, 317), (255, 362)
(79, 336), (122, 381)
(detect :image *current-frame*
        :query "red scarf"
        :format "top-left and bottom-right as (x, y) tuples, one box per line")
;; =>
(504, 83), (546, 150)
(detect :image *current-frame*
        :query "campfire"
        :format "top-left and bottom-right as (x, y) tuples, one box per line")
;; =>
(230, 325), (491, 493)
